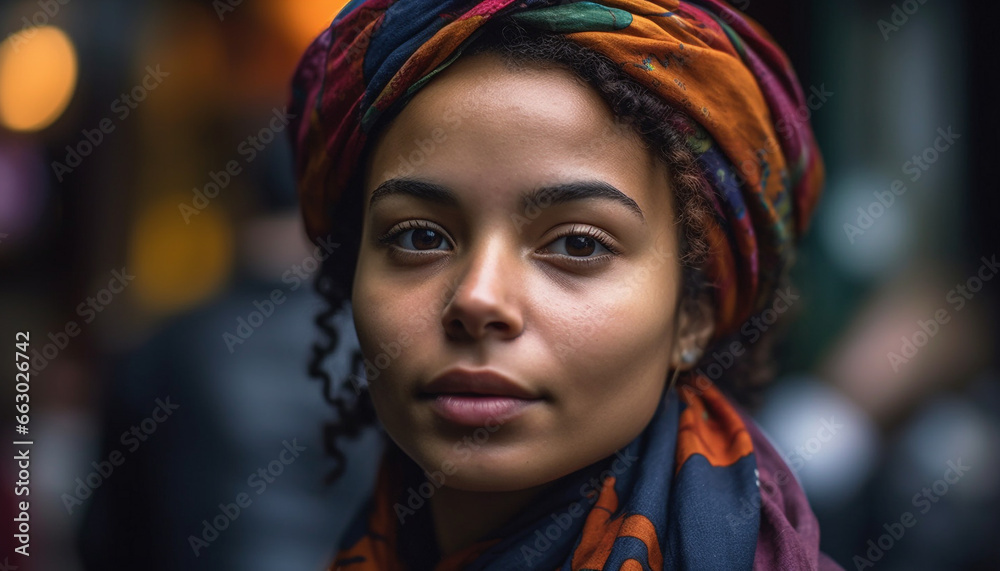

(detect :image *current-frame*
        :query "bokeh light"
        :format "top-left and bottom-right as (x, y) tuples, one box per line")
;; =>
(0, 26), (77, 132)
(128, 193), (234, 313)
(0, 140), (47, 237)
(271, 0), (350, 51)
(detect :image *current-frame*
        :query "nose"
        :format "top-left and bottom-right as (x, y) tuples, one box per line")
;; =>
(441, 237), (524, 341)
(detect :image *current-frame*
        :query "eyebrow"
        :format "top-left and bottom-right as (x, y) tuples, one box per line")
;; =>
(368, 178), (645, 223)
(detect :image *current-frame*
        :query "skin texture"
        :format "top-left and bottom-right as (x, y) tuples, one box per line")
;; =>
(351, 52), (713, 558)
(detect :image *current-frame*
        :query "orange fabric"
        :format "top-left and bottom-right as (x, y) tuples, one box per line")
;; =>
(676, 380), (754, 472)
(571, 476), (664, 570)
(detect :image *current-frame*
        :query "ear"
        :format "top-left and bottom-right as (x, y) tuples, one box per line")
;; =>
(669, 291), (715, 371)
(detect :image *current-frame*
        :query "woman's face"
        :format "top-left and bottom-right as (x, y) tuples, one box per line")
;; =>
(352, 52), (688, 492)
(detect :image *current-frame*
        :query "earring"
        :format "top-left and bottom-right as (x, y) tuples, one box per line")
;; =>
(668, 348), (699, 397)
(680, 348), (699, 365)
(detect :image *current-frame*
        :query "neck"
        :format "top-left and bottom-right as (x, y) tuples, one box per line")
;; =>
(428, 480), (555, 559)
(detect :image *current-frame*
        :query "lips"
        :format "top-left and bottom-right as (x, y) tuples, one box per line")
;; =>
(419, 369), (543, 426)
(420, 368), (541, 400)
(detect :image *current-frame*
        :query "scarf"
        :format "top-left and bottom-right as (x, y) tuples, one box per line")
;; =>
(329, 377), (839, 569)
(288, 0), (825, 339)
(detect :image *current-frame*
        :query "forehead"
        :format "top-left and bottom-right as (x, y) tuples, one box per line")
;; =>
(363, 51), (673, 219)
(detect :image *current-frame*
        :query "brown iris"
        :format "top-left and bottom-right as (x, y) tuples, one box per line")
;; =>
(564, 235), (597, 257)
(412, 228), (444, 250)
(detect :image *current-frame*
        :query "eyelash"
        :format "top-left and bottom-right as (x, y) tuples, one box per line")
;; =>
(376, 221), (621, 267)
(545, 225), (622, 268)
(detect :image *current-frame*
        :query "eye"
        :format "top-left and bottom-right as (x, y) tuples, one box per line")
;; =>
(377, 220), (452, 252)
(547, 235), (611, 257)
(542, 225), (620, 261)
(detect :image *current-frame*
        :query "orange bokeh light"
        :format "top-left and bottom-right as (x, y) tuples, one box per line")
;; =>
(272, 0), (352, 52)
(0, 26), (77, 132)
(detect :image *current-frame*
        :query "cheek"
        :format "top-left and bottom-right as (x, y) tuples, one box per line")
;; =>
(350, 281), (421, 420)
(351, 258), (441, 376)
(539, 276), (676, 395)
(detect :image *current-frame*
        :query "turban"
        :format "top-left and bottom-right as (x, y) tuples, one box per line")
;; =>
(288, 0), (825, 339)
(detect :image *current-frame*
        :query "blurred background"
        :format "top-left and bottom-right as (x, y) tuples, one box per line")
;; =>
(0, 0), (996, 569)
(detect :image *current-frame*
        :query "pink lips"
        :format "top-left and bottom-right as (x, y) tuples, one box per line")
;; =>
(420, 369), (543, 426)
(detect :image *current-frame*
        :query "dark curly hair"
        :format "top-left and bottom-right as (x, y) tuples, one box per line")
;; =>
(308, 18), (791, 485)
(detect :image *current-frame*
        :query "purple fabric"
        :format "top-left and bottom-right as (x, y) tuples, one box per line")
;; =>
(737, 406), (845, 570)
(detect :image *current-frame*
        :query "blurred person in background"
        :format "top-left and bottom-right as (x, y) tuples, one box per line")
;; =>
(75, 158), (383, 570)
(1, 1), (383, 570)
(67, 3), (385, 570)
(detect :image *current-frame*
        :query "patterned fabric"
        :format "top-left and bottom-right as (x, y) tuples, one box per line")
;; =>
(329, 377), (841, 570)
(288, 0), (825, 338)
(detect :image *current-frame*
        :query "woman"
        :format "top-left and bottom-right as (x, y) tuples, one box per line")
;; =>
(289, 0), (841, 569)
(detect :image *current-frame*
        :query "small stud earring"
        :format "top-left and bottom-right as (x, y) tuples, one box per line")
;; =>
(680, 348), (699, 365)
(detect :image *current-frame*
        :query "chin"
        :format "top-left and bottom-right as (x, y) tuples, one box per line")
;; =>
(405, 439), (557, 492)
(433, 467), (553, 493)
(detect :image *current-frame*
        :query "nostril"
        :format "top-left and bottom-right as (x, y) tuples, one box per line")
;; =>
(445, 317), (510, 340)
(445, 318), (471, 339)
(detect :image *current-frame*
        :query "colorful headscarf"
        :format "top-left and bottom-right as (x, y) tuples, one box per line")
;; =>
(288, 0), (825, 339)
(330, 378), (841, 569)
